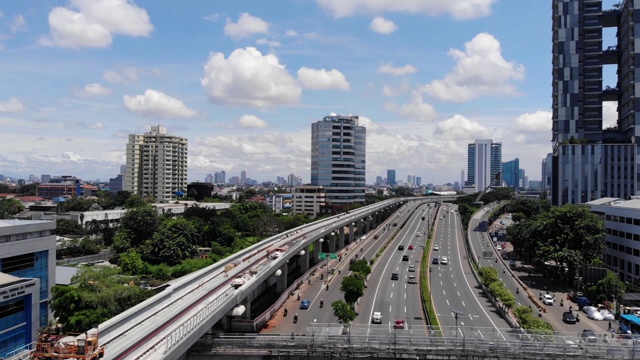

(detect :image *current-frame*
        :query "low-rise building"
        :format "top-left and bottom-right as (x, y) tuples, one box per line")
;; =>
(292, 186), (326, 218)
(587, 197), (640, 282)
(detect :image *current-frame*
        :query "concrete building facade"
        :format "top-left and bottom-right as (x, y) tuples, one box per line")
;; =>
(466, 139), (502, 192)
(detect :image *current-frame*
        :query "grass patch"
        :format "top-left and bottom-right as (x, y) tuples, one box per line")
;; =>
(421, 227), (441, 336)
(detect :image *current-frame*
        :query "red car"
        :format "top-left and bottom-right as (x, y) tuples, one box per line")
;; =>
(394, 319), (406, 329)
(408, 245), (414, 250)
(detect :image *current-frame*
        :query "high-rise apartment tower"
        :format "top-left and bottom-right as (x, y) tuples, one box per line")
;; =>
(125, 125), (187, 202)
(467, 139), (502, 192)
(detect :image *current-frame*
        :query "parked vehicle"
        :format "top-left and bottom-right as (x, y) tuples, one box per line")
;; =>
(585, 307), (604, 320)
(600, 309), (615, 321)
(576, 296), (591, 309)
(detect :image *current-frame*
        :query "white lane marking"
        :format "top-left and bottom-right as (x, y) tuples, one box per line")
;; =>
(405, 306), (407, 313)
(457, 291), (460, 296)
(477, 330), (484, 339)
(440, 281), (443, 285)
(446, 299), (450, 306)
(462, 301), (466, 307)
(453, 282), (456, 287)
(391, 292), (393, 298)
(404, 293), (406, 299)
(454, 211), (507, 341)
(443, 290), (446, 295)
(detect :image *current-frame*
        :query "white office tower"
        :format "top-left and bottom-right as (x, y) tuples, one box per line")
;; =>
(311, 114), (366, 205)
(467, 139), (502, 193)
(125, 125), (188, 202)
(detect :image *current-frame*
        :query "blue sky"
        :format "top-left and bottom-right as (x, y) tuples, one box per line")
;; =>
(0, 0), (619, 185)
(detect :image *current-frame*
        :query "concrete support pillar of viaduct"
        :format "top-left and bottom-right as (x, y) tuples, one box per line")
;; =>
(276, 263), (288, 294)
(241, 297), (252, 319)
(338, 228), (345, 249)
(328, 235), (336, 254)
(315, 238), (324, 264)
(349, 223), (355, 244)
(365, 215), (372, 233)
(300, 248), (310, 272)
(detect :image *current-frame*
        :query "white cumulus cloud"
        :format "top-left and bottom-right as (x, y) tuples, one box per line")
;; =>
(316, 0), (496, 20)
(201, 47), (301, 108)
(384, 92), (437, 122)
(0, 97), (24, 112)
(224, 13), (269, 40)
(74, 83), (112, 97)
(43, 0), (153, 49)
(510, 111), (551, 133)
(370, 17), (397, 34)
(123, 89), (197, 118)
(285, 30), (298, 37)
(238, 114), (268, 129)
(434, 114), (491, 140)
(422, 32), (524, 102)
(103, 67), (138, 84)
(256, 38), (281, 47)
(9, 15), (27, 33)
(378, 63), (418, 76)
(297, 67), (350, 90)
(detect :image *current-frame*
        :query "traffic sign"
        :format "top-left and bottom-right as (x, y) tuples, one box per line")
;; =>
(329, 253), (338, 260)
(318, 253), (327, 260)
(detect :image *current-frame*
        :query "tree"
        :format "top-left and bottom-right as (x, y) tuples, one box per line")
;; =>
(116, 205), (159, 250)
(141, 218), (198, 264)
(118, 249), (147, 275)
(124, 194), (146, 209)
(340, 275), (365, 304)
(0, 198), (25, 219)
(478, 267), (500, 288)
(331, 300), (357, 324)
(349, 259), (371, 279)
(54, 218), (83, 236)
(588, 270), (625, 303)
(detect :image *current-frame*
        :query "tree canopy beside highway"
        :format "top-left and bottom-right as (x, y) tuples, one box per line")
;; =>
(507, 204), (605, 283)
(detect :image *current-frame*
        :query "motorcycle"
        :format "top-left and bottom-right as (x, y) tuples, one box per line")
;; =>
(326, 284), (329, 291)
(283, 308), (288, 317)
(516, 288), (519, 294)
(293, 314), (298, 323)
(320, 300), (324, 308)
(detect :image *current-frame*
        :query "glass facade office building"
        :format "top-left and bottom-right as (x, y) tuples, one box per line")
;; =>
(311, 114), (366, 205)
(502, 159), (520, 189)
(552, 0), (640, 205)
(0, 220), (56, 357)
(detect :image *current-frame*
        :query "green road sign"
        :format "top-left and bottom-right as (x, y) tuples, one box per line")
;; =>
(318, 253), (327, 260)
(329, 253), (338, 259)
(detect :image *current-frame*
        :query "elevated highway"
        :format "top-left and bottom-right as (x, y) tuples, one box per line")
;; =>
(93, 196), (456, 359)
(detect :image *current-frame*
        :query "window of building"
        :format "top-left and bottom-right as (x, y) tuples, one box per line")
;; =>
(1, 253), (35, 273)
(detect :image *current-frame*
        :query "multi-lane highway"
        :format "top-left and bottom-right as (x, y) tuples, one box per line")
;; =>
(429, 203), (509, 341)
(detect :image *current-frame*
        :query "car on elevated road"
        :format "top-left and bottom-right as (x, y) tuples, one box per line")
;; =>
(440, 256), (448, 265)
(372, 312), (382, 324)
(433, 244), (439, 251)
(300, 299), (311, 309)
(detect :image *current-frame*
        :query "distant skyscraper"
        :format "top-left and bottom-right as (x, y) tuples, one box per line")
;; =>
(214, 171), (226, 184)
(240, 170), (246, 185)
(502, 158), (520, 189)
(125, 125), (187, 202)
(387, 170), (396, 186)
(120, 165), (127, 175)
(375, 176), (383, 187)
(467, 139), (502, 192)
(205, 174), (214, 184)
(416, 176), (422, 187)
(41, 174), (51, 183)
(287, 173), (297, 186)
(311, 114), (366, 205)
(542, 153), (552, 192)
(518, 169), (526, 188)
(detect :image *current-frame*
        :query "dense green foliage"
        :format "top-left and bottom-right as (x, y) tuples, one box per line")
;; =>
(512, 305), (554, 334)
(54, 218), (84, 236)
(0, 197), (25, 219)
(340, 275), (365, 304)
(587, 270), (625, 304)
(50, 267), (153, 333)
(331, 300), (357, 324)
(56, 238), (100, 259)
(507, 204), (605, 281)
(0, 183), (37, 195)
(477, 267), (515, 309)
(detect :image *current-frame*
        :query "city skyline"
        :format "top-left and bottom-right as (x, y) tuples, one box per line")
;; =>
(0, 1), (614, 185)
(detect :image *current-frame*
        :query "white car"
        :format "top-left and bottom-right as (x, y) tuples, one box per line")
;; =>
(600, 309), (615, 321)
(496, 245), (503, 251)
(542, 294), (554, 306)
(440, 256), (448, 265)
(582, 305), (597, 314)
(586, 308), (604, 320)
(372, 312), (382, 324)
(434, 245), (439, 251)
